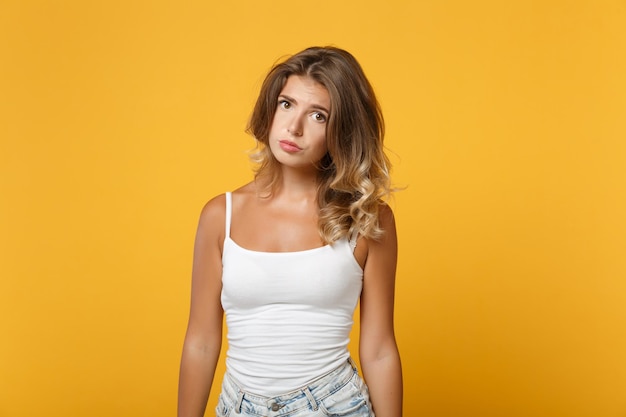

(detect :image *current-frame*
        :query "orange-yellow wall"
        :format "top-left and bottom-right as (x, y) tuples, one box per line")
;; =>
(1, 1), (625, 416)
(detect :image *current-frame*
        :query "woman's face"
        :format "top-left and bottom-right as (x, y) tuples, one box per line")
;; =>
(268, 75), (331, 172)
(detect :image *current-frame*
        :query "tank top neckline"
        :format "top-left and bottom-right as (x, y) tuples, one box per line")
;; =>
(226, 235), (333, 255)
(224, 192), (358, 255)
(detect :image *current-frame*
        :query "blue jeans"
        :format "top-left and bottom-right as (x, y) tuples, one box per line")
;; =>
(215, 358), (375, 417)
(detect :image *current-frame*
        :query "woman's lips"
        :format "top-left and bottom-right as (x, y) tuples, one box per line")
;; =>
(279, 140), (302, 152)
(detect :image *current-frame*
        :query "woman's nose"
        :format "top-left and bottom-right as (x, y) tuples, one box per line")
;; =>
(287, 114), (303, 136)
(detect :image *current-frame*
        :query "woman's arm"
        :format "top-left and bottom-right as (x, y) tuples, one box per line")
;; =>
(359, 204), (403, 417)
(178, 195), (226, 417)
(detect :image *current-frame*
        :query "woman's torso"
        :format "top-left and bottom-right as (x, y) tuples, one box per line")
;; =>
(220, 191), (364, 396)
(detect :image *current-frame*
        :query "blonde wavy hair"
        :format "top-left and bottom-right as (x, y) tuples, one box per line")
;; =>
(247, 46), (392, 244)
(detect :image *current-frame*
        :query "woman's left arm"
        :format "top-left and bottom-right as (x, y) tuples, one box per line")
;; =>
(359, 204), (403, 417)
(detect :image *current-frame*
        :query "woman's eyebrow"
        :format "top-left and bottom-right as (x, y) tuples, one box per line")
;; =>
(278, 94), (330, 114)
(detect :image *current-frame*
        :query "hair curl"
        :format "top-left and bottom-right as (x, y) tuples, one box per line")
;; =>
(247, 46), (392, 244)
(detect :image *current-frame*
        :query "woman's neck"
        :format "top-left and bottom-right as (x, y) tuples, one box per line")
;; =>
(273, 166), (319, 202)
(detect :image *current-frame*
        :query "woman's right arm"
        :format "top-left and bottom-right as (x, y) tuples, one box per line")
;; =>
(178, 195), (226, 417)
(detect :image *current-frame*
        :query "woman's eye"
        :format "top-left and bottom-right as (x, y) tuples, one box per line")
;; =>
(312, 112), (327, 122)
(279, 100), (291, 109)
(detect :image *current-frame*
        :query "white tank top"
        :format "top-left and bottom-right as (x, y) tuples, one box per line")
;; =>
(221, 192), (363, 395)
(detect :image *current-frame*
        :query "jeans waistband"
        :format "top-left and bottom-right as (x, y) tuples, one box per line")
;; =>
(222, 358), (359, 414)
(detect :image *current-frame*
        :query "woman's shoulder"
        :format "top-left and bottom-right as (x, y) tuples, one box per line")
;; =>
(232, 181), (257, 197)
(377, 201), (395, 225)
(199, 193), (225, 218)
(194, 195), (226, 242)
(230, 182), (261, 209)
(199, 183), (256, 218)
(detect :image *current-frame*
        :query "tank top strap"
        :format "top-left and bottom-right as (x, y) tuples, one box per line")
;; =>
(225, 192), (232, 238)
(348, 229), (358, 253)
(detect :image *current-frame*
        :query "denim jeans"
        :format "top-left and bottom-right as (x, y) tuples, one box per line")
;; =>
(215, 358), (375, 417)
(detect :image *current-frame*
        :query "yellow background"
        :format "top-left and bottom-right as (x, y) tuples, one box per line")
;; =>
(1, 1), (625, 416)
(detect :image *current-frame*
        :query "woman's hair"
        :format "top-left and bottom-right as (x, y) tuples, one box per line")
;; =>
(247, 46), (392, 243)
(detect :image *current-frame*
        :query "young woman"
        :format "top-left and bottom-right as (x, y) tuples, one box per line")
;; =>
(178, 46), (402, 417)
